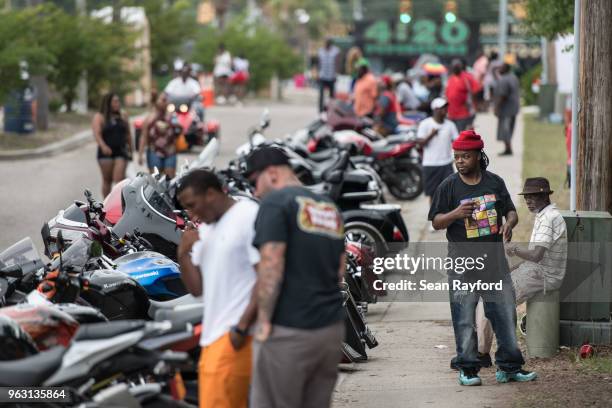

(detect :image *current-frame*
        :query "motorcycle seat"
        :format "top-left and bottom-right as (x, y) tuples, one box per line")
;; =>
(73, 320), (147, 341)
(148, 294), (201, 318)
(308, 149), (337, 162)
(0, 346), (65, 386)
(309, 151), (351, 181)
(154, 304), (203, 329)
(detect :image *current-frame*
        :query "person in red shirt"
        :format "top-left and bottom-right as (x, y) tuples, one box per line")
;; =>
(445, 59), (481, 131)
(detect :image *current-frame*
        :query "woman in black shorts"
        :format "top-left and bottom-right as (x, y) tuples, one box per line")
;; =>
(92, 92), (133, 197)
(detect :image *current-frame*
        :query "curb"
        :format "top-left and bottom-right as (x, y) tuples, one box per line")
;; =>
(0, 129), (94, 161)
(0, 113), (148, 161)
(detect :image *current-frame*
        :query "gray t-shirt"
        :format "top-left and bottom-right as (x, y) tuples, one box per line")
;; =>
(495, 73), (520, 117)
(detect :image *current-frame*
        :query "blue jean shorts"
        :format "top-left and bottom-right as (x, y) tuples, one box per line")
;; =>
(146, 149), (177, 170)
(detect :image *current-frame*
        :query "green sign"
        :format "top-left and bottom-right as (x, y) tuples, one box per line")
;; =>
(358, 19), (471, 56)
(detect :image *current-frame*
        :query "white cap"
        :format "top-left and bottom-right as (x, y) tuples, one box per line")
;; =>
(430, 97), (448, 111)
(391, 72), (404, 83)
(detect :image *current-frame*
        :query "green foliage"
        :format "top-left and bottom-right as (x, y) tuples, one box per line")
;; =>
(0, 7), (55, 103)
(263, 0), (341, 39)
(140, 0), (198, 72)
(193, 20), (302, 91)
(524, 0), (574, 39)
(0, 4), (138, 109)
(520, 63), (542, 106)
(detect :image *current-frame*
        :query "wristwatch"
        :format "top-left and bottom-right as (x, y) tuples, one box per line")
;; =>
(230, 325), (248, 337)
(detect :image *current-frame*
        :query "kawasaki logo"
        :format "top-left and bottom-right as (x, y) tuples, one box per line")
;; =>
(131, 271), (160, 280)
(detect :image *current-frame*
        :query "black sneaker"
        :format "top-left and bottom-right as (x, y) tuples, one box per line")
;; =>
(519, 314), (527, 335)
(499, 150), (513, 156)
(450, 353), (492, 370)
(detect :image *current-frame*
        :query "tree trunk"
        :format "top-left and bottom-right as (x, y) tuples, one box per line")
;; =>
(576, 0), (612, 214)
(31, 76), (49, 131)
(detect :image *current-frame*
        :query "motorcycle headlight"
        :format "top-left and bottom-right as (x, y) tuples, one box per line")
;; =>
(368, 180), (380, 193)
(167, 104), (176, 113)
(179, 104), (189, 113)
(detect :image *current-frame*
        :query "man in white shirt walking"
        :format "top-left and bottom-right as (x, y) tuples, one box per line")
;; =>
(176, 169), (259, 408)
(417, 97), (459, 205)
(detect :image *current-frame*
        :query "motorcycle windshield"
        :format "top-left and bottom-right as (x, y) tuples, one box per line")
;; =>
(49, 236), (93, 271)
(0, 237), (44, 275)
(142, 184), (176, 221)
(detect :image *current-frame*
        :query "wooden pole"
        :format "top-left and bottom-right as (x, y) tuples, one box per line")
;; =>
(576, 0), (612, 214)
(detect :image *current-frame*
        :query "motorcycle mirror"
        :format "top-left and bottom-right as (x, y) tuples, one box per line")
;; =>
(56, 230), (65, 253)
(41, 223), (52, 256)
(89, 241), (103, 258)
(260, 108), (270, 129)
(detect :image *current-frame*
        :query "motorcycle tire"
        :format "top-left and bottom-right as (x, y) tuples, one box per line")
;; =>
(384, 160), (423, 201)
(344, 221), (387, 257)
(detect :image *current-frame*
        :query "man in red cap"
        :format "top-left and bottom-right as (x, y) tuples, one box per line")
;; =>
(428, 130), (537, 386)
(375, 75), (399, 135)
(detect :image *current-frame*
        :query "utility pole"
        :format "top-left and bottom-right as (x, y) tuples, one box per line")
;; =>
(75, 0), (88, 114)
(576, 0), (612, 214)
(498, 0), (508, 59)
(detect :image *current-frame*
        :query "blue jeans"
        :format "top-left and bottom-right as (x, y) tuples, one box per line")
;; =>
(448, 275), (524, 373)
(146, 149), (177, 171)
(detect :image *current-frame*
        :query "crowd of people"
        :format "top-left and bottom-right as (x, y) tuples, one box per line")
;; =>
(316, 42), (521, 156)
(88, 42), (571, 405)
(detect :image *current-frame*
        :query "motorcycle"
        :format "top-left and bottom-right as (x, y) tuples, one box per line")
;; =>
(0, 319), (195, 407)
(304, 126), (424, 200)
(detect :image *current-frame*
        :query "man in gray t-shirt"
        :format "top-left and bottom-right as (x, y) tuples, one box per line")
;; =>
(494, 64), (520, 156)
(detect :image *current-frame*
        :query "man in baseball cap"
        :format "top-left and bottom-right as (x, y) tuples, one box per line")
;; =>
(246, 146), (346, 408)
(416, 97), (459, 207)
(428, 130), (537, 386)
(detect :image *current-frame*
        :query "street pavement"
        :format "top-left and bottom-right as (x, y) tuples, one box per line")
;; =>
(0, 93), (529, 407)
(0, 100), (320, 251)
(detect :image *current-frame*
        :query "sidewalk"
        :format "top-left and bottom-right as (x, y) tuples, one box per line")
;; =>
(333, 112), (526, 408)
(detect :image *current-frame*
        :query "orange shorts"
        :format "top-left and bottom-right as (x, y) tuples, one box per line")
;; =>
(198, 332), (252, 408)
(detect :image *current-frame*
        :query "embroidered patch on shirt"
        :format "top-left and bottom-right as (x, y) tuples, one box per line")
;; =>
(296, 196), (344, 238)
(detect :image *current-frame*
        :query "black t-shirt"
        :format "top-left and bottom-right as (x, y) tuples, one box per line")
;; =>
(428, 171), (516, 281)
(253, 186), (345, 329)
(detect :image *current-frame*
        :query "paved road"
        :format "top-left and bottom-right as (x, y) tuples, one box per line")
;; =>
(0, 101), (320, 251)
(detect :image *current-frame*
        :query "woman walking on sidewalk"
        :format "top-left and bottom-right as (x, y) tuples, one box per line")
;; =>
(92, 92), (133, 198)
(138, 92), (178, 178)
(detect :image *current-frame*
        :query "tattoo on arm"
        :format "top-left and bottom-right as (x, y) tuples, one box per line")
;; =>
(338, 253), (346, 287)
(256, 242), (286, 323)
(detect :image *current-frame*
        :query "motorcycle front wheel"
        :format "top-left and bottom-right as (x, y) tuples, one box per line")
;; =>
(384, 160), (423, 200)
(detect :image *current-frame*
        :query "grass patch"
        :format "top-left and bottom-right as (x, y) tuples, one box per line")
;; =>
(513, 113), (570, 242)
(0, 108), (146, 151)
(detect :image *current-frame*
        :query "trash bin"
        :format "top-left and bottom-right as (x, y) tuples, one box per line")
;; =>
(3, 88), (34, 134)
(526, 290), (560, 358)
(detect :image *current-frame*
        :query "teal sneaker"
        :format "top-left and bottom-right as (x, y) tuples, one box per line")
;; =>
(458, 369), (482, 386)
(496, 369), (537, 383)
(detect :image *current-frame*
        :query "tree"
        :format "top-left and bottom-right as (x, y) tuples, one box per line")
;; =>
(262, 0), (341, 40)
(0, 7), (54, 104)
(193, 20), (302, 91)
(140, 0), (197, 72)
(524, 0), (574, 39)
(576, 0), (612, 214)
